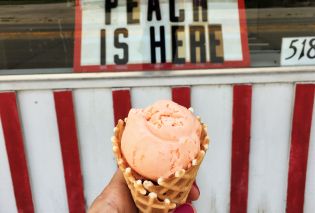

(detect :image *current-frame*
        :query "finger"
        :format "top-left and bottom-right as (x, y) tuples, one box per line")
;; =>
(187, 181), (200, 202)
(88, 169), (137, 213)
(107, 168), (126, 186)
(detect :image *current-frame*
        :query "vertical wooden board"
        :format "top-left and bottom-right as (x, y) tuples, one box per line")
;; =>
(17, 91), (69, 213)
(131, 87), (171, 108)
(247, 84), (294, 213)
(286, 84), (314, 213)
(0, 119), (18, 213)
(230, 85), (252, 213)
(0, 92), (34, 213)
(54, 91), (85, 213)
(73, 89), (117, 207)
(172, 87), (191, 108)
(112, 89), (131, 124)
(191, 85), (233, 213)
(304, 87), (315, 213)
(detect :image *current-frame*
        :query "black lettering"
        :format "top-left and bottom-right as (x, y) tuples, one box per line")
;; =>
(190, 26), (206, 63)
(150, 26), (166, 63)
(100, 29), (106, 65)
(114, 28), (129, 65)
(105, 0), (118, 25)
(172, 26), (185, 64)
(170, 0), (184, 22)
(209, 25), (224, 63)
(127, 0), (140, 24)
(193, 0), (207, 22)
(148, 0), (161, 21)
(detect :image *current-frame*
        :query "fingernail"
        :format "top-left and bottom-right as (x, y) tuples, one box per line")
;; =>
(193, 181), (200, 195)
(174, 204), (195, 213)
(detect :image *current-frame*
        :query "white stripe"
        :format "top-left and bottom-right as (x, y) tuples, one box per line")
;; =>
(131, 87), (171, 108)
(17, 91), (68, 213)
(73, 89), (116, 208)
(0, 118), (18, 213)
(247, 84), (293, 212)
(304, 94), (315, 213)
(192, 85), (233, 213)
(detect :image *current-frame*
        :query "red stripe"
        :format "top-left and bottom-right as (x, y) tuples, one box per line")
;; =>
(172, 87), (191, 108)
(0, 92), (34, 213)
(112, 89), (132, 125)
(286, 84), (315, 213)
(54, 91), (85, 213)
(73, 0), (82, 72)
(230, 85), (252, 213)
(238, 0), (251, 66)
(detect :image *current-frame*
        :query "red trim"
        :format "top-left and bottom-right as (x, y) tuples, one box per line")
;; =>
(230, 85), (252, 213)
(172, 87), (191, 108)
(74, 61), (248, 73)
(73, 0), (250, 72)
(237, 0), (250, 67)
(54, 91), (85, 213)
(74, 0), (82, 72)
(112, 90), (132, 125)
(0, 92), (34, 213)
(286, 84), (315, 213)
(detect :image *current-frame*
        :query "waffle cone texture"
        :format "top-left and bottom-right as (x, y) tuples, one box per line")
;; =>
(112, 118), (209, 213)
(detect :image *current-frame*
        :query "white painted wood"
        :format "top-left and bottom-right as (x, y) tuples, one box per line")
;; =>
(131, 87), (171, 108)
(0, 67), (315, 91)
(247, 84), (294, 213)
(0, 78), (312, 212)
(0, 119), (18, 213)
(17, 91), (69, 213)
(304, 97), (315, 213)
(1, 66), (315, 82)
(192, 85), (233, 213)
(73, 89), (117, 208)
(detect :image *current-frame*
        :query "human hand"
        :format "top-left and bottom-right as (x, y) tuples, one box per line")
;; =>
(88, 169), (200, 213)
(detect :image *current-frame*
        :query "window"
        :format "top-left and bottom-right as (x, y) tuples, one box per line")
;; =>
(0, 0), (314, 73)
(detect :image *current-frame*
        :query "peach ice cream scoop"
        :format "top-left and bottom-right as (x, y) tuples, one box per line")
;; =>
(121, 100), (202, 180)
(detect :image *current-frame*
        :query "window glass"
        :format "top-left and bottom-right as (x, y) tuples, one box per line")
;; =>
(0, 0), (314, 73)
(0, 0), (74, 70)
(246, 0), (315, 67)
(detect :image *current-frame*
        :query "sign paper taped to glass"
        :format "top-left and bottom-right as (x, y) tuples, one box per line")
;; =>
(74, 0), (250, 72)
(281, 37), (315, 66)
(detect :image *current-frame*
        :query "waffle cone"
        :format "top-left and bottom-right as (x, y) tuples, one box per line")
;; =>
(112, 118), (209, 213)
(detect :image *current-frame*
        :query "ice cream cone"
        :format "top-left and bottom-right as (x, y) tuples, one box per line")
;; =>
(112, 118), (209, 213)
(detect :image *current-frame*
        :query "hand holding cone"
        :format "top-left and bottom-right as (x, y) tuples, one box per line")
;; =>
(112, 118), (209, 213)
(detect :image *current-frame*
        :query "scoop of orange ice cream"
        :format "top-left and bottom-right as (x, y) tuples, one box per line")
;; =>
(121, 100), (202, 180)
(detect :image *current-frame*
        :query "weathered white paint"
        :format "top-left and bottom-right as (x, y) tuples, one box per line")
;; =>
(304, 97), (315, 213)
(247, 84), (293, 213)
(17, 91), (69, 213)
(0, 70), (314, 212)
(0, 66), (314, 81)
(192, 85), (233, 213)
(131, 87), (171, 108)
(0, 66), (315, 91)
(0, 119), (18, 213)
(73, 89), (117, 208)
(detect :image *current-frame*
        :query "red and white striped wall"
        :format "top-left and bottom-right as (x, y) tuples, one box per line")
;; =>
(0, 67), (315, 213)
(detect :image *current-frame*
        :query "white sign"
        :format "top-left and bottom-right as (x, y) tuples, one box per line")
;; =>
(74, 0), (250, 72)
(281, 37), (315, 66)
